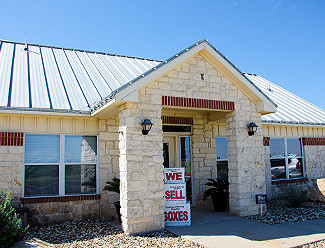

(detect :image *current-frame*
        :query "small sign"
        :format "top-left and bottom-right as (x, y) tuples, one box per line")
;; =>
(164, 168), (185, 184)
(164, 183), (187, 204)
(164, 201), (191, 226)
(255, 194), (267, 204)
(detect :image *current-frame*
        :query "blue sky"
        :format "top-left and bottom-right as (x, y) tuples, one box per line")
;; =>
(1, 0), (324, 109)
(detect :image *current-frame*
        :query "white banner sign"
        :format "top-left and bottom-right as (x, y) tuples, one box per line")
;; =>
(164, 201), (191, 226)
(164, 183), (187, 204)
(164, 167), (185, 184)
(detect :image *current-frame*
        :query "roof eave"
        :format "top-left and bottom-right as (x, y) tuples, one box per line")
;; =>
(0, 107), (91, 116)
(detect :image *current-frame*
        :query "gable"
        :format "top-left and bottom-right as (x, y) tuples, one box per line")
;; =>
(93, 41), (277, 117)
(145, 54), (255, 106)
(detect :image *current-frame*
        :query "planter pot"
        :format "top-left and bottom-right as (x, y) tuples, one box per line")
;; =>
(113, 201), (121, 224)
(211, 192), (228, 212)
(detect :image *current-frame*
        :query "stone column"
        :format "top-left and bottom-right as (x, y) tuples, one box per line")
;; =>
(226, 109), (266, 216)
(118, 102), (165, 234)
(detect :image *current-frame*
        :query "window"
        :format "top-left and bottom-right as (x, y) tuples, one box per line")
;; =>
(24, 134), (97, 197)
(215, 137), (228, 180)
(270, 138), (304, 180)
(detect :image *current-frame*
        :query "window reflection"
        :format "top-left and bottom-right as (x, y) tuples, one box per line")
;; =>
(270, 138), (304, 180)
(65, 164), (96, 195)
(270, 159), (286, 180)
(65, 136), (97, 163)
(216, 137), (227, 160)
(270, 138), (285, 158)
(180, 137), (191, 177)
(25, 165), (59, 196)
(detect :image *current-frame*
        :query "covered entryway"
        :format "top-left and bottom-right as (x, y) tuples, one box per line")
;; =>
(163, 126), (192, 203)
(92, 40), (277, 234)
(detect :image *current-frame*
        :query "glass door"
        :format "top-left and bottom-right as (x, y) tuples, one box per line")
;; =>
(163, 133), (192, 203)
(180, 136), (191, 203)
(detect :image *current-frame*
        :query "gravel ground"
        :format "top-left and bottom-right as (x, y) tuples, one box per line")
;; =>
(300, 239), (325, 248)
(245, 200), (325, 248)
(23, 219), (203, 248)
(244, 200), (325, 225)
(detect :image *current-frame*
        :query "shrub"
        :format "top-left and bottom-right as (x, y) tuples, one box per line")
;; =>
(0, 190), (28, 248)
(103, 177), (120, 194)
(285, 188), (306, 208)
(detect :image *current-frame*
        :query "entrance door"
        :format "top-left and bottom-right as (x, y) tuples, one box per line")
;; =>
(163, 136), (176, 168)
(163, 135), (192, 203)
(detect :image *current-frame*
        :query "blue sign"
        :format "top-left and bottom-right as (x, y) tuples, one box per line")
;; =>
(255, 194), (267, 204)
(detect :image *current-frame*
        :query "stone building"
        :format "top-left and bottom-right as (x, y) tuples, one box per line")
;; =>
(0, 39), (324, 234)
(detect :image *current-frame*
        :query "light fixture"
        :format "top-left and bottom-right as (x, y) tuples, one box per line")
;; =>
(141, 119), (153, 135)
(248, 122), (258, 136)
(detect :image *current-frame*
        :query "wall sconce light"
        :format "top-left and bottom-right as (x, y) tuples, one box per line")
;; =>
(248, 122), (258, 136)
(141, 119), (153, 135)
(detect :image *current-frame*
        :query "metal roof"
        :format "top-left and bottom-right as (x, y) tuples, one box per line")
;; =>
(0, 39), (160, 113)
(0, 39), (324, 126)
(246, 74), (325, 126)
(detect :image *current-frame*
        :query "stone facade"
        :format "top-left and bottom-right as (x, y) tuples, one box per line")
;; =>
(142, 54), (266, 217)
(118, 102), (165, 234)
(24, 199), (100, 225)
(0, 145), (23, 204)
(98, 117), (120, 220)
(191, 113), (216, 207)
(0, 117), (121, 225)
(304, 146), (325, 179)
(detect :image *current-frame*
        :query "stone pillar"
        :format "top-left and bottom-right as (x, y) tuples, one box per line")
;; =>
(118, 102), (165, 234)
(226, 109), (266, 216)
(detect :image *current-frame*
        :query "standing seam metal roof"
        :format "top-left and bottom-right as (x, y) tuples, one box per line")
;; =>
(0, 39), (161, 113)
(246, 74), (325, 125)
(0, 39), (324, 126)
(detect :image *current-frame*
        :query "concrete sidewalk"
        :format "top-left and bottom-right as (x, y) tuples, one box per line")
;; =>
(167, 207), (325, 248)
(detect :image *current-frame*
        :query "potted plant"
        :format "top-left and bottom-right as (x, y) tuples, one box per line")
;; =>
(203, 178), (229, 212)
(103, 177), (121, 223)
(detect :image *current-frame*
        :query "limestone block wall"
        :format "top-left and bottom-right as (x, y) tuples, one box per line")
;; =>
(192, 113), (216, 207)
(24, 199), (100, 225)
(304, 146), (325, 179)
(144, 53), (266, 217)
(0, 145), (23, 205)
(0, 115), (120, 225)
(226, 109), (265, 216)
(147, 53), (265, 216)
(98, 117), (120, 220)
(119, 102), (165, 234)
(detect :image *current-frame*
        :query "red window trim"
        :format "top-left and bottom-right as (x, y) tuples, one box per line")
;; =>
(21, 194), (100, 204)
(271, 178), (307, 185)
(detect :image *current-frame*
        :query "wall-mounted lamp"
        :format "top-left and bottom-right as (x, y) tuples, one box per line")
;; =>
(141, 119), (153, 135)
(248, 122), (258, 136)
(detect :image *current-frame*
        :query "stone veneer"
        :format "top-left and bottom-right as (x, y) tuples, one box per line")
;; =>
(0, 117), (121, 225)
(24, 198), (100, 224)
(98, 117), (120, 220)
(118, 102), (165, 234)
(226, 109), (265, 216)
(135, 53), (267, 219)
(0, 145), (23, 204)
(304, 146), (325, 179)
(191, 113), (217, 207)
